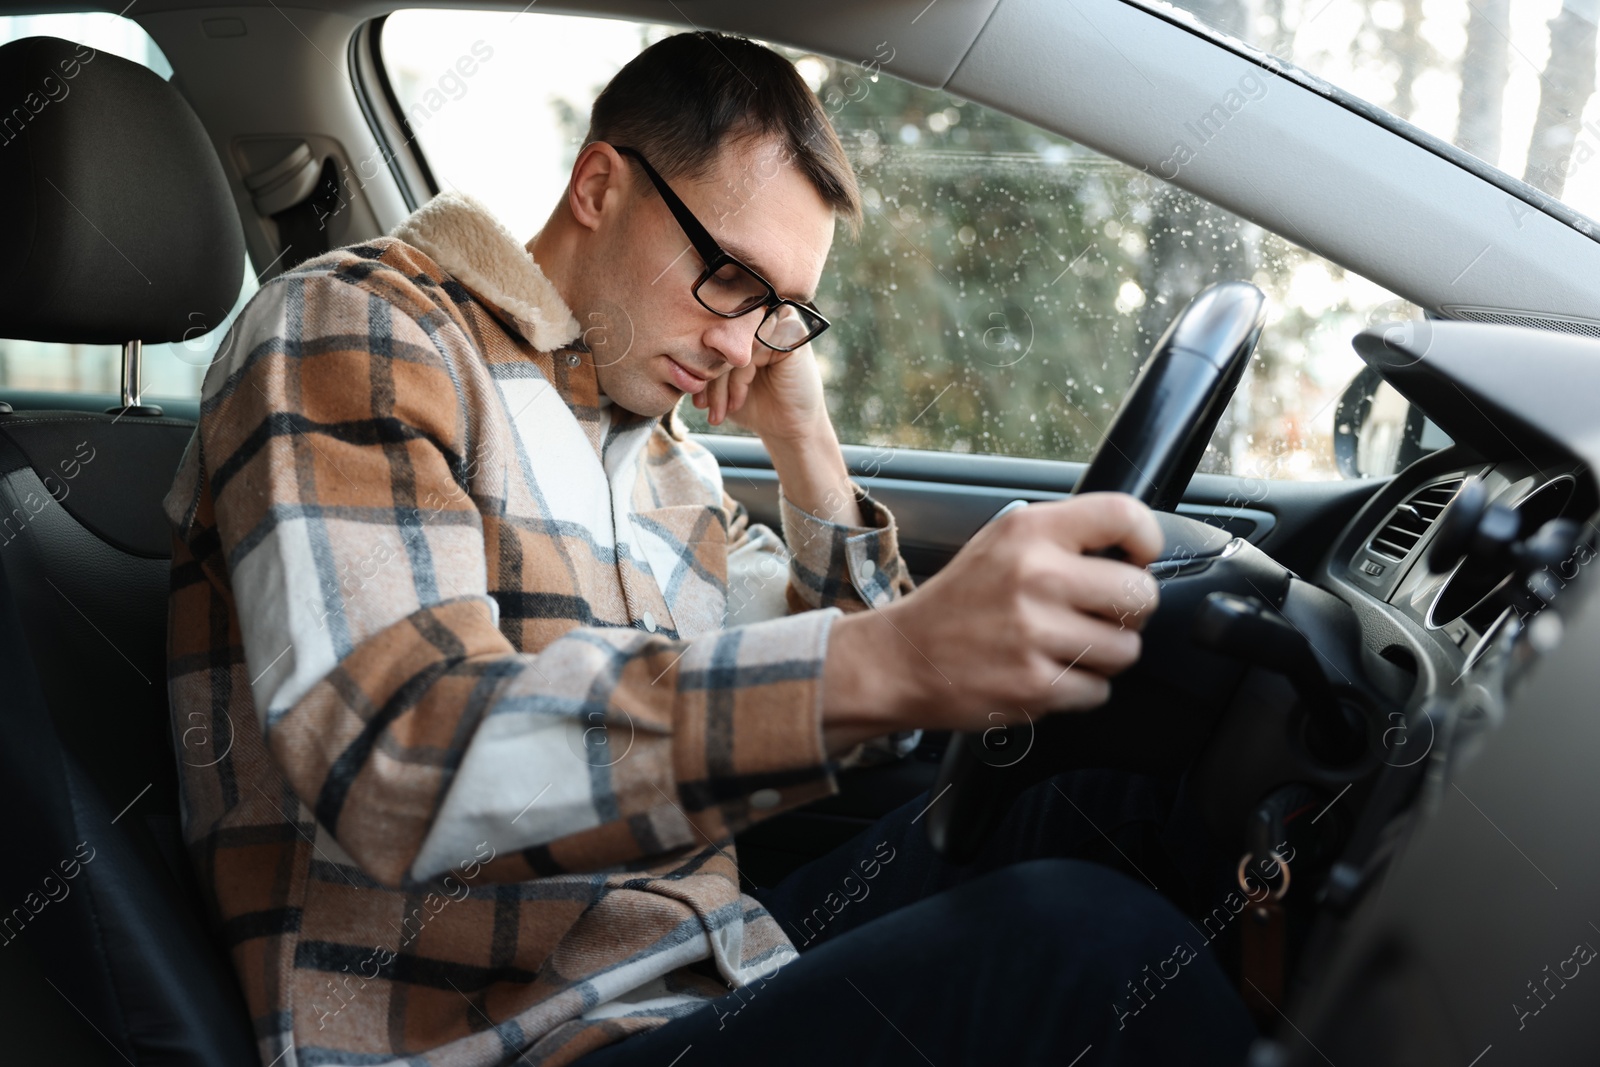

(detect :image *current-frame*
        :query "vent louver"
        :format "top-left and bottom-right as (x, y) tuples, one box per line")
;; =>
(1368, 478), (1464, 562)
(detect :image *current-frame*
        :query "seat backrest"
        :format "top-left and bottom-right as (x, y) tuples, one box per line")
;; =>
(0, 35), (256, 1066)
(0, 553), (259, 1066)
(0, 412), (201, 898)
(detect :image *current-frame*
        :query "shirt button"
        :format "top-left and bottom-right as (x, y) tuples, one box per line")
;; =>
(642, 611), (657, 632)
(860, 558), (876, 579)
(566, 352), (581, 367)
(750, 788), (781, 810)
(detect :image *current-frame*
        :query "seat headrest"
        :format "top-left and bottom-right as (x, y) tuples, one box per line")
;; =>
(0, 36), (245, 345)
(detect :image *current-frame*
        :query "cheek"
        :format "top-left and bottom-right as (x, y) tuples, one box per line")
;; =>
(605, 249), (695, 348)
(636, 223), (721, 337)
(628, 282), (704, 357)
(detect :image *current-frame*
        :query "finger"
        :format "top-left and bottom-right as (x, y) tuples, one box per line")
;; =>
(707, 374), (728, 425)
(1030, 493), (1164, 565)
(727, 363), (756, 415)
(1022, 602), (1146, 677)
(1056, 615), (1144, 677)
(1027, 549), (1160, 631)
(1033, 662), (1112, 714)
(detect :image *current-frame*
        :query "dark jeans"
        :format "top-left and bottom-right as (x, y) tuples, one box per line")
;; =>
(570, 769), (1257, 1067)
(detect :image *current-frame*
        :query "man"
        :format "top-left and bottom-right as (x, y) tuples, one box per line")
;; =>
(165, 30), (1255, 1067)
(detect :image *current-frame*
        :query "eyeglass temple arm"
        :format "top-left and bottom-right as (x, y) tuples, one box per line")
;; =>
(611, 145), (725, 270)
(613, 143), (824, 339)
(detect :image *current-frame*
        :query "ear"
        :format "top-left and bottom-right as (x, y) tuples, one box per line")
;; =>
(567, 142), (627, 233)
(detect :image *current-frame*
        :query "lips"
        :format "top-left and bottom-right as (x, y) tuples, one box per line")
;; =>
(664, 355), (712, 394)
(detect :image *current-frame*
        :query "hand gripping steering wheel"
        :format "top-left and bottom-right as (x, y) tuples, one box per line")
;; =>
(924, 280), (1267, 863)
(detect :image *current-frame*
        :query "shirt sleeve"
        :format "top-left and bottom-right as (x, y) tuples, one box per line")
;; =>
(192, 267), (840, 889)
(779, 486), (915, 613)
(779, 489), (922, 765)
(718, 477), (920, 766)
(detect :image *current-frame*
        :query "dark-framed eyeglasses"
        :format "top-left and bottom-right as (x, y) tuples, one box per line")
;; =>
(612, 144), (830, 353)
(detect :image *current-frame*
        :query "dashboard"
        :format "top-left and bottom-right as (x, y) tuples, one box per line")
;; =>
(1264, 320), (1600, 1065)
(1310, 322), (1600, 720)
(1340, 458), (1595, 682)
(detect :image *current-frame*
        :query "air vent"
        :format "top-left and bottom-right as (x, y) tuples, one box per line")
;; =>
(1368, 478), (1464, 562)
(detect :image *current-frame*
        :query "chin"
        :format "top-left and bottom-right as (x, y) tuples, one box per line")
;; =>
(601, 381), (679, 419)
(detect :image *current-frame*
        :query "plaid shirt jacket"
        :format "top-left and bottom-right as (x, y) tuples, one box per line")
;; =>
(163, 191), (914, 1067)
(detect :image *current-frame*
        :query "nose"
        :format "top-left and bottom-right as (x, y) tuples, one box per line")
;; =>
(703, 310), (762, 370)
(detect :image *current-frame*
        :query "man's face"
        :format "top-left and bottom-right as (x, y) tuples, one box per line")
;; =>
(583, 138), (836, 417)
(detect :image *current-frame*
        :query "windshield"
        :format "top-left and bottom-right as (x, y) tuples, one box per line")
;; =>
(1152, 0), (1600, 228)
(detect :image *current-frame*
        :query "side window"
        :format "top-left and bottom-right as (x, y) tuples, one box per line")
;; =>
(776, 55), (1422, 482)
(381, 12), (1420, 480)
(381, 13), (677, 241)
(0, 13), (256, 401)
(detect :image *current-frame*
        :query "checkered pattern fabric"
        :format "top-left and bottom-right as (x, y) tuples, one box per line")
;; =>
(163, 192), (913, 1067)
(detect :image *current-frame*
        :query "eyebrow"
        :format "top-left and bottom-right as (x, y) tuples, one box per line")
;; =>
(717, 238), (817, 306)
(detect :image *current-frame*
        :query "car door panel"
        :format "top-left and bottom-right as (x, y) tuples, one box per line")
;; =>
(704, 436), (1383, 581)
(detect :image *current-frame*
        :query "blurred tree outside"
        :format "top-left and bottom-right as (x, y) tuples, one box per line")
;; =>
(1456, 0), (1510, 162)
(1524, 0), (1600, 198)
(1174, 0), (1600, 223)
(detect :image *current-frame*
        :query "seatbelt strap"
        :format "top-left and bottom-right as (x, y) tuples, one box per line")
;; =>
(271, 158), (343, 272)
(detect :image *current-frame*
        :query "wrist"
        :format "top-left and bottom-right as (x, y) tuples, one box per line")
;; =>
(766, 417), (862, 528)
(759, 406), (837, 455)
(821, 609), (918, 755)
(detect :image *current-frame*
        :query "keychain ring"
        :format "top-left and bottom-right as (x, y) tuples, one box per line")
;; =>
(1238, 850), (1291, 902)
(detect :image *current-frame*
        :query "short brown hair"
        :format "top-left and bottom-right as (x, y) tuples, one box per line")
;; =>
(584, 32), (862, 235)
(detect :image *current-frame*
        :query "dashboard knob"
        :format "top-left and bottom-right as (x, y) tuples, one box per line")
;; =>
(1515, 517), (1583, 572)
(1426, 477), (1494, 574)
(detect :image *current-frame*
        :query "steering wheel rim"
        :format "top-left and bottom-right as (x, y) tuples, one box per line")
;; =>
(925, 280), (1267, 863)
(1073, 280), (1268, 509)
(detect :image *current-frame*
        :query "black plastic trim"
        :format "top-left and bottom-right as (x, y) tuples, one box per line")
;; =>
(1, 391), (200, 421)
(698, 433), (1088, 493)
(347, 15), (438, 211)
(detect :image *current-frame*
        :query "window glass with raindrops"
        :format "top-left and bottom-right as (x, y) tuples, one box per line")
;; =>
(383, 11), (1430, 480)
(709, 51), (1425, 481)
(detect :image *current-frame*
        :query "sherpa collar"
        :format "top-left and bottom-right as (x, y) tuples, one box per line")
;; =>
(390, 191), (581, 352)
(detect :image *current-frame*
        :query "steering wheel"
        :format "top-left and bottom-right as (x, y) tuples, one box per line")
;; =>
(925, 280), (1267, 863)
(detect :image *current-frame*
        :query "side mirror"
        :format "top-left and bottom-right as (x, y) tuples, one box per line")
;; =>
(1333, 365), (1451, 478)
